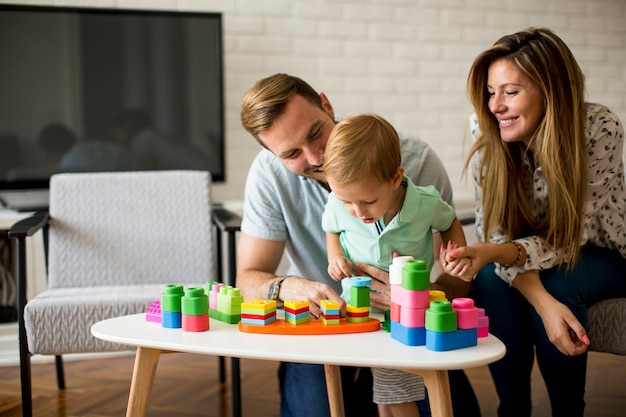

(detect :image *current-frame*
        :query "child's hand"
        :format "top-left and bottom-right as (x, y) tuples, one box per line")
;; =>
(327, 255), (353, 281)
(439, 241), (474, 282)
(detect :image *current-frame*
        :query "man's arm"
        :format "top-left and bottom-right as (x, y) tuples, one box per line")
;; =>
(236, 231), (285, 300)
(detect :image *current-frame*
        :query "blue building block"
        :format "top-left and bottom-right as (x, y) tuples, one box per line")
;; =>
(161, 311), (182, 328)
(391, 320), (426, 346)
(425, 328), (477, 351)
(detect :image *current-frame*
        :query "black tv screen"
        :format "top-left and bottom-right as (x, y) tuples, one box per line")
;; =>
(0, 5), (225, 190)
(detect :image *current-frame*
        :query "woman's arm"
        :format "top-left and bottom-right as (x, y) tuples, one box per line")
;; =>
(512, 271), (590, 356)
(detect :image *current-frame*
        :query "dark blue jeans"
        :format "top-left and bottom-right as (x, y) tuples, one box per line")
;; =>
(472, 245), (626, 417)
(278, 363), (480, 417)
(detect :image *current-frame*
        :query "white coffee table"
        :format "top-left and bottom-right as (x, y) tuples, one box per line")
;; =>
(92, 313), (505, 417)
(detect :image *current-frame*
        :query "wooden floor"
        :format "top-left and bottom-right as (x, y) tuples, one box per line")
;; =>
(0, 350), (624, 417)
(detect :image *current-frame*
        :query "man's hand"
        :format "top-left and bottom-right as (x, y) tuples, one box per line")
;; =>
(352, 262), (390, 311)
(278, 276), (346, 317)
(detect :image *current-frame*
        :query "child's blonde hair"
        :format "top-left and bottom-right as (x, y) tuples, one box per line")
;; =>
(323, 113), (401, 186)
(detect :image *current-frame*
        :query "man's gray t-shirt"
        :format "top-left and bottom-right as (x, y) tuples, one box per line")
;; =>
(241, 132), (454, 295)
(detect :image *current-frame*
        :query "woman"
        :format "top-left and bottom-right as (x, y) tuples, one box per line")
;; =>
(443, 27), (626, 417)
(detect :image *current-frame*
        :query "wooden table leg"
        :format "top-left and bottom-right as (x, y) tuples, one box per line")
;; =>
(324, 364), (345, 417)
(406, 369), (453, 417)
(126, 347), (162, 417)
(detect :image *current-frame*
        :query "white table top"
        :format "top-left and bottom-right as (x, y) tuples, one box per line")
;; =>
(92, 313), (505, 371)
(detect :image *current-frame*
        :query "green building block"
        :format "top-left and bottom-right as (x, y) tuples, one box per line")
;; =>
(402, 259), (430, 291)
(425, 300), (457, 332)
(350, 285), (370, 308)
(181, 287), (209, 316)
(161, 284), (184, 312)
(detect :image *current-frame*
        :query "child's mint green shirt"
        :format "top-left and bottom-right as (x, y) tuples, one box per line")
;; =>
(322, 176), (456, 273)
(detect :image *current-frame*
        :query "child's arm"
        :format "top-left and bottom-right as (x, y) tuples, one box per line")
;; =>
(439, 218), (474, 282)
(326, 232), (353, 281)
(440, 217), (467, 248)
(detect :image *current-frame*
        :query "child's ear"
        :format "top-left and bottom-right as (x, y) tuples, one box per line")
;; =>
(392, 167), (405, 189)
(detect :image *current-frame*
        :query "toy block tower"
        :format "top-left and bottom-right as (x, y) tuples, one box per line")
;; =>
(215, 286), (244, 324)
(390, 258), (430, 346)
(344, 276), (371, 323)
(284, 300), (310, 325)
(161, 284), (184, 328)
(425, 298), (478, 351)
(241, 299), (277, 325)
(181, 286), (209, 332)
(320, 299), (340, 325)
(207, 281), (225, 312)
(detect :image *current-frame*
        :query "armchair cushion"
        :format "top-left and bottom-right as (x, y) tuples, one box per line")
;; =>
(587, 298), (626, 355)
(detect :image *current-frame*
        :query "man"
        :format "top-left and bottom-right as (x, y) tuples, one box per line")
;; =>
(237, 73), (479, 417)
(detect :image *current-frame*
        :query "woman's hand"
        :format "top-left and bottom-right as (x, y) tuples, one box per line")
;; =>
(532, 295), (590, 356)
(513, 272), (590, 356)
(441, 242), (495, 281)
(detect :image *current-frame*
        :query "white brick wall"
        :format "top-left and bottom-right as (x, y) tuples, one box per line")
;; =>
(4, 0), (626, 206)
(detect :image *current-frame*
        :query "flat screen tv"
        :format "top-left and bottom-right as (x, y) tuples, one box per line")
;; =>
(0, 5), (225, 194)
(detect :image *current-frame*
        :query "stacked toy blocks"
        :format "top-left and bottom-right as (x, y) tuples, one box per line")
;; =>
(208, 282), (244, 324)
(388, 256), (489, 351)
(320, 300), (340, 325)
(285, 300), (311, 325)
(161, 284), (185, 328)
(241, 299), (277, 325)
(344, 276), (371, 323)
(182, 287), (210, 332)
(389, 257), (430, 346)
(148, 282), (246, 332)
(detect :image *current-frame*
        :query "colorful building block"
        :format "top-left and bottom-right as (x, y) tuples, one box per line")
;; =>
(241, 299), (277, 326)
(285, 300), (310, 325)
(426, 328), (478, 351)
(391, 320), (426, 346)
(346, 304), (369, 323)
(145, 299), (162, 323)
(181, 287), (209, 332)
(161, 284), (184, 328)
(452, 298), (479, 329)
(320, 299), (341, 325)
(388, 255), (414, 285)
(401, 259), (430, 290)
(425, 300), (457, 333)
(477, 308), (489, 338)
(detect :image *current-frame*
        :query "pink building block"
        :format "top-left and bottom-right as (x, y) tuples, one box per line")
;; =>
(399, 306), (426, 328)
(391, 286), (430, 309)
(477, 308), (489, 338)
(452, 298), (478, 329)
(390, 300), (401, 322)
(145, 299), (162, 323)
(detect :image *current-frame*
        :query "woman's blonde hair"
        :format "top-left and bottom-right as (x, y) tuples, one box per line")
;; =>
(465, 27), (587, 265)
(324, 113), (401, 186)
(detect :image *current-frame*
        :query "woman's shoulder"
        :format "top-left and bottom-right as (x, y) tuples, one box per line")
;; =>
(586, 102), (622, 124)
(585, 102), (623, 138)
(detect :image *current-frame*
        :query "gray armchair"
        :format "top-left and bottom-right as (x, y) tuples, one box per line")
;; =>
(9, 170), (224, 417)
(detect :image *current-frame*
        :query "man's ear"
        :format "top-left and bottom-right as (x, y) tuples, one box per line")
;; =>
(320, 92), (335, 119)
